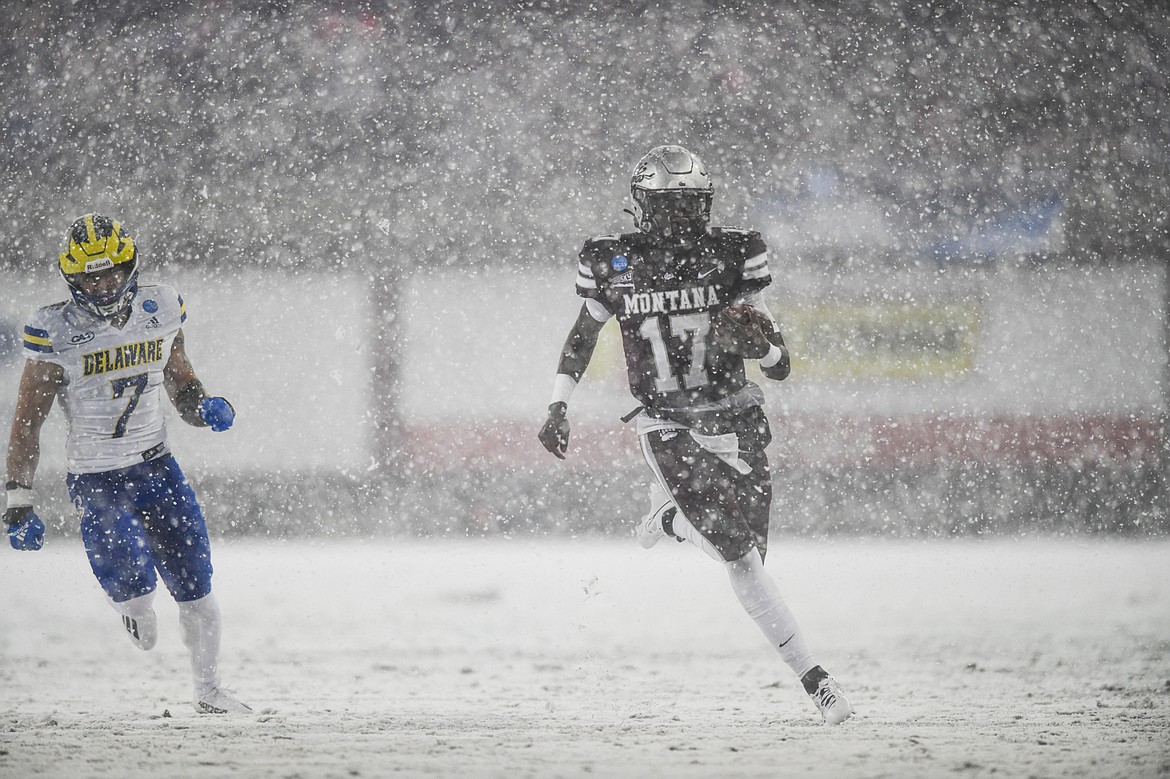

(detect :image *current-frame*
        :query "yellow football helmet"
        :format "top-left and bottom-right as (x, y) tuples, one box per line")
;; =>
(59, 214), (140, 318)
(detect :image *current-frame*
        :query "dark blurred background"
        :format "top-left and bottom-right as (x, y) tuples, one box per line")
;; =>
(2, 0), (1166, 272)
(1, 1), (1168, 538)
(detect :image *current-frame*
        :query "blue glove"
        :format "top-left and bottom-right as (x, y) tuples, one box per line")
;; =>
(6, 507), (45, 551)
(199, 397), (235, 432)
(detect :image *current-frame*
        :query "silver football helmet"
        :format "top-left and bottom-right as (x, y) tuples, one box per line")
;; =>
(630, 145), (714, 245)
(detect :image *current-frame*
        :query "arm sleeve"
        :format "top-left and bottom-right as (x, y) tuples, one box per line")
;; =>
(574, 238), (619, 314)
(736, 231), (772, 296)
(575, 257), (599, 299)
(162, 284), (187, 330)
(556, 304), (607, 382)
(21, 308), (64, 366)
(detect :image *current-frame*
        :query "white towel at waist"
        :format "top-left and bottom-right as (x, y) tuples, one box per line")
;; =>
(636, 414), (752, 475)
(688, 430), (753, 475)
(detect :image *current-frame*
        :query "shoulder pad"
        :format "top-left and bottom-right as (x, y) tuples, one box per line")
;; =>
(27, 301), (65, 323)
(134, 283), (186, 325)
(580, 233), (637, 265)
(713, 226), (757, 236)
(23, 304), (66, 354)
(709, 227), (766, 260)
(29, 302), (68, 325)
(138, 281), (179, 296)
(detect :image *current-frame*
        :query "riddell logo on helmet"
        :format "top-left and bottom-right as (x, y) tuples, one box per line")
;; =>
(84, 257), (114, 273)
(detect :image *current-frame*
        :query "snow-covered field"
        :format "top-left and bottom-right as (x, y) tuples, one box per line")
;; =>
(1, 536), (1167, 778)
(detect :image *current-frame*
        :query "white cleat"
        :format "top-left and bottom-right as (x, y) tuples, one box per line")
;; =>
(121, 611), (158, 651)
(810, 676), (854, 725)
(635, 502), (676, 549)
(194, 688), (254, 715)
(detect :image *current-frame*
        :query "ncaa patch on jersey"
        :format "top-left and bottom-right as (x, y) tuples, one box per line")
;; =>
(611, 254), (629, 272)
(143, 299), (158, 313)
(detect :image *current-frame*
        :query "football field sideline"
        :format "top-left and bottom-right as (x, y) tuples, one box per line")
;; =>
(2, 536), (1167, 778)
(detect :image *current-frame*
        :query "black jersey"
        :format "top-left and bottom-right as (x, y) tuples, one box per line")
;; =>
(575, 228), (771, 410)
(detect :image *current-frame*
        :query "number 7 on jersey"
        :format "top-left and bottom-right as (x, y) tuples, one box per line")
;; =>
(110, 373), (149, 438)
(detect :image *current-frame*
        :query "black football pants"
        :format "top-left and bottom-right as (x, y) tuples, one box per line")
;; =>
(639, 427), (772, 563)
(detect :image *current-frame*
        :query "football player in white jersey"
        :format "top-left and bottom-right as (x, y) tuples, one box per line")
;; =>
(4, 214), (252, 715)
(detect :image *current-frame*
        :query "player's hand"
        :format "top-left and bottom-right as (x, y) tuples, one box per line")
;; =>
(713, 305), (772, 359)
(538, 402), (570, 459)
(5, 507), (45, 551)
(199, 397), (235, 432)
(5, 482), (43, 551)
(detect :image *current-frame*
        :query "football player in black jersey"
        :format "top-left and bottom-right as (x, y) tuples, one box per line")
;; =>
(538, 145), (853, 725)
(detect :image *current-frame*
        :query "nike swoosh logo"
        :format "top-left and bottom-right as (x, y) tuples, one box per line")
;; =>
(778, 634), (795, 648)
(697, 266), (719, 279)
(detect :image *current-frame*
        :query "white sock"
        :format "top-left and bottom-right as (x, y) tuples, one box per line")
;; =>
(178, 593), (222, 699)
(670, 509), (727, 563)
(109, 591), (158, 651)
(726, 549), (817, 679)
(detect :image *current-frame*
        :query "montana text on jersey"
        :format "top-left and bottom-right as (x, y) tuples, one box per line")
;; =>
(575, 228), (770, 408)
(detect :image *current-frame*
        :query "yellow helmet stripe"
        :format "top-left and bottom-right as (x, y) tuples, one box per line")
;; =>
(59, 215), (136, 275)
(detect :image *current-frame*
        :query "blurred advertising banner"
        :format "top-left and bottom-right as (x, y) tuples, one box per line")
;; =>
(2, 260), (1162, 534)
(396, 260), (1164, 471)
(782, 301), (981, 380)
(4, 261), (1161, 474)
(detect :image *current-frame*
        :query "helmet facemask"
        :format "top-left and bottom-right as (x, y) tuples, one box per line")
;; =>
(632, 189), (712, 245)
(63, 260), (139, 319)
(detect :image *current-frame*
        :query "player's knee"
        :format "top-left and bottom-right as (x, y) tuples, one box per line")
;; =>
(97, 566), (158, 604)
(177, 592), (221, 631)
(173, 578), (213, 602)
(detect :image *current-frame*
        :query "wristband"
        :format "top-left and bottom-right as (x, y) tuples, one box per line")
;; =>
(759, 343), (785, 368)
(549, 374), (577, 406)
(5, 485), (34, 510)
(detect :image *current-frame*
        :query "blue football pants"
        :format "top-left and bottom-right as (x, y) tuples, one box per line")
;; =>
(68, 454), (214, 604)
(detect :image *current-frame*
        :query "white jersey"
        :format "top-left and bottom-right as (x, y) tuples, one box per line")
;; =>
(22, 283), (186, 474)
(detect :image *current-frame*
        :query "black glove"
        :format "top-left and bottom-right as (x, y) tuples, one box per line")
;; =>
(537, 402), (570, 459)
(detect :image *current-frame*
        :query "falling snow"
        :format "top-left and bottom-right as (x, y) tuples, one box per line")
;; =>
(1, 2), (1168, 778)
